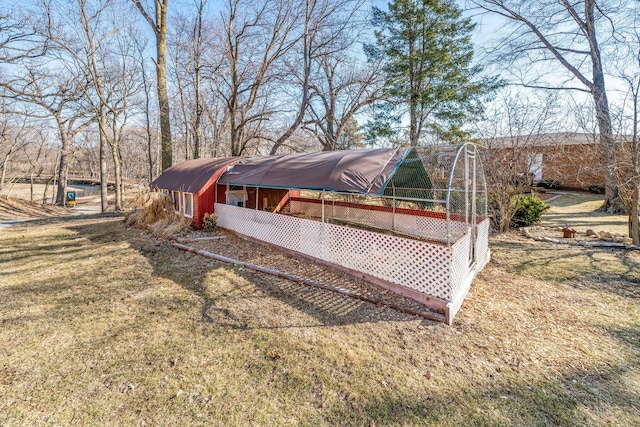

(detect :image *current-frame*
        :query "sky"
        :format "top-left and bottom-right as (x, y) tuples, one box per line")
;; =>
(3, 0), (638, 136)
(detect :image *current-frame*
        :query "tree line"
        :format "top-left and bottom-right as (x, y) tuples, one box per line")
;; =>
(0, 0), (494, 210)
(1, 0), (639, 240)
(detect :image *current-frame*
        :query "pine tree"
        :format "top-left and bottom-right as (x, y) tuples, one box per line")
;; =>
(365, 0), (496, 146)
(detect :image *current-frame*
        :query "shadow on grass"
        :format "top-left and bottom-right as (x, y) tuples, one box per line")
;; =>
(68, 219), (422, 329)
(313, 352), (640, 426)
(543, 211), (628, 228)
(491, 238), (640, 300)
(4, 215), (639, 425)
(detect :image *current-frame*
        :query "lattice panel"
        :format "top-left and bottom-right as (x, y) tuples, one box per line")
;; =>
(325, 223), (453, 299)
(475, 219), (490, 267)
(449, 232), (472, 307)
(288, 200), (465, 244)
(216, 203), (456, 301)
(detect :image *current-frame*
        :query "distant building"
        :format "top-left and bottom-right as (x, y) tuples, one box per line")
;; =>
(480, 132), (609, 190)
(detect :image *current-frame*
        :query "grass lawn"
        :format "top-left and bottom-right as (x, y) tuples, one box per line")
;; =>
(541, 192), (628, 235)
(1, 214), (639, 426)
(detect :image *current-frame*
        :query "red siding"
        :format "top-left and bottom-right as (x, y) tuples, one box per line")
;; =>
(154, 162), (238, 229)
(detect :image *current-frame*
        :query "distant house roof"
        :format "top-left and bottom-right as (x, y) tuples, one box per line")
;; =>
(480, 132), (600, 149)
(217, 147), (409, 195)
(151, 157), (237, 193)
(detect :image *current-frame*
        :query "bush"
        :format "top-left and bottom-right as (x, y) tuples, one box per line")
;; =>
(511, 192), (550, 227)
(202, 212), (217, 231)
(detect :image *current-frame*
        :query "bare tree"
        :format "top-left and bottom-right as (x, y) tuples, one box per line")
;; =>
(613, 27), (640, 244)
(191, 0), (206, 159)
(0, 7), (48, 64)
(0, 68), (95, 205)
(305, 54), (383, 151)
(23, 129), (51, 203)
(209, 0), (301, 156)
(37, 0), (144, 211)
(0, 99), (31, 193)
(476, 90), (564, 231)
(133, 35), (157, 181)
(470, 0), (625, 212)
(269, 0), (369, 154)
(131, 0), (172, 171)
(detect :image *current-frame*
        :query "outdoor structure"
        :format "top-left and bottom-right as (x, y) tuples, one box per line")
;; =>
(214, 144), (490, 323)
(151, 157), (237, 229)
(481, 132), (606, 190)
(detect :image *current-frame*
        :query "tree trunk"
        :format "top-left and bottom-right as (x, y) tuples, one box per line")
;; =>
(156, 6), (172, 171)
(99, 109), (108, 213)
(591, 58), (619, 211)
(632, 188), (639, 245)
(111, 141), (124, 211)
(29, 171), (34, 203)
(193, 0), (204, 159)
(55, 123), (71, 206)
(142, 65), (154, 182)
(0, 155), (9, 193)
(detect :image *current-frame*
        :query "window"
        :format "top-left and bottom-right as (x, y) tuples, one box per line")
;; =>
(172, 191), (180, 213)
(183, 193), (194, 218)
(226, 186), (247, 207)
(528, 153), (543, 181)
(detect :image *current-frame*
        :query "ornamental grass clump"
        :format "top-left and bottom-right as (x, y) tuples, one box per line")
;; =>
(124, 191), (191, 237)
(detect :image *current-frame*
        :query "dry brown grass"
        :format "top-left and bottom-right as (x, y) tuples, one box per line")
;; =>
(0, 214), (638, 426)
(124, 192), (192, 238)
(0, 195), (69, 221)
(542, 192), (628, 234)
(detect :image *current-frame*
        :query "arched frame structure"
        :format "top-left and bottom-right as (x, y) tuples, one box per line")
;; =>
(212, 144), (490, 323)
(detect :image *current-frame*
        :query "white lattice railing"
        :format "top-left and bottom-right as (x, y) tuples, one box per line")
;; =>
(289, 198), (468, 243)
(215, 203), (490, 322)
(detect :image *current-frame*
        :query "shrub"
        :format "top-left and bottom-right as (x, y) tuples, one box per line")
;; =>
(511, 192), (550, 227)
(202, 212), (218, 231)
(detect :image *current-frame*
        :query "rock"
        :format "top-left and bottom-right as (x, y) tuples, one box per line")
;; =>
(585, 229), (597, 236)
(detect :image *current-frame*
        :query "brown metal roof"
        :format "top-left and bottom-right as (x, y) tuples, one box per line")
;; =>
(151, 157), (237, 194)
(217, 148), (408, 194)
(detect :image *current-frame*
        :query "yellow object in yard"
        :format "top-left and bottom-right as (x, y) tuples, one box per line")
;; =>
(66, 191), (76, 207)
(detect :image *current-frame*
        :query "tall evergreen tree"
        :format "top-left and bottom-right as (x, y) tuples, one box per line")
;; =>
(365, 0), (495, 146)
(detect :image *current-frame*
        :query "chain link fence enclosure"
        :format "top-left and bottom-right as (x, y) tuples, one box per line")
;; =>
(215, 143), (490, 323)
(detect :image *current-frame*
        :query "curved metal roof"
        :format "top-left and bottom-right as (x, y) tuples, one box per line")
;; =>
(217, 147), (409, 194)
(151, 157), (237, 194)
